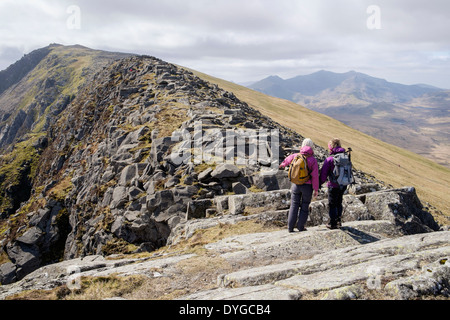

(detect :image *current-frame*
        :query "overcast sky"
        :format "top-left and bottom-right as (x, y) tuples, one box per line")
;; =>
(0, 0), (449, 88)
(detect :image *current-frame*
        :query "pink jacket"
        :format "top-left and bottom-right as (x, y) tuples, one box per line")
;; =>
(280, 146), (319, 192)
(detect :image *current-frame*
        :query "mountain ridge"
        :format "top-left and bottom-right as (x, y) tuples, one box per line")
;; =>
(0, 45), (132, 216)
(250, 70), (444, 102)
(248, 70), (449, 167)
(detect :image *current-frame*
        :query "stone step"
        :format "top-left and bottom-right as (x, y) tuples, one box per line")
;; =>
(218, 230), (450, 289)
(205, 220), (402, 273)
(168, 209), (288, 246)
(177, 283), (302, 300)
(178, 230), (450, 300)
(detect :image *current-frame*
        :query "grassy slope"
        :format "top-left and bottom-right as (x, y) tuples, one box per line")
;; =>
(188, 69), (450, 219)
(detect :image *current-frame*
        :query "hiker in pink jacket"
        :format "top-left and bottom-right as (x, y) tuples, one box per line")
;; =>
(279, 138), (319, 232)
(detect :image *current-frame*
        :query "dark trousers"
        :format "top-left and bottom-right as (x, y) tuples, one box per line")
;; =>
(328, 186), (345, 225)
(288, 183), (313, 231)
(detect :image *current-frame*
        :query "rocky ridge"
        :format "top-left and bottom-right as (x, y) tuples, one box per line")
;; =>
(1, 52), (321, 284)
(0, 47), (448, 300)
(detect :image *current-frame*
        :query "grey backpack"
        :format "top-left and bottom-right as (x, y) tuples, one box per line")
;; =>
(332, 150), (354, 186)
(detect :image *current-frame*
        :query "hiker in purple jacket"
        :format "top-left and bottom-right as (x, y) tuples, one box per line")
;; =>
(319, 138), (346, 229)
(279, 138), (319, 232)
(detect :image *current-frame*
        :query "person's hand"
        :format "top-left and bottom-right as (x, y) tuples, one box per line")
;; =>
(279, 165), (284, 170)
(313, 190), (319, 198)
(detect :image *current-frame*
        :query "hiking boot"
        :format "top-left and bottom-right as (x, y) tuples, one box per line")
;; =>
(337, 219), (342, 228)
(297, 227), (307, 232)
(326, 223), (338, 230)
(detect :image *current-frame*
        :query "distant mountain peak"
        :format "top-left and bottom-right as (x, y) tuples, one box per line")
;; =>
(266, 75), (283, 80)
(248, 68), (448, 168)
(250, 69), (443, 100)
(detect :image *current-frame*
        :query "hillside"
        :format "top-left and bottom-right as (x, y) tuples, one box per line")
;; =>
(0, 46), (52, 97)
(249, 71), (449, 168)
(0, 44), (131, 216)
(189, 69), (450, 219)
(0, 45), (448, 301)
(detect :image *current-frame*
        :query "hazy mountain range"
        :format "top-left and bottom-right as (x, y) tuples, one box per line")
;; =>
(249, 71), (450, 167)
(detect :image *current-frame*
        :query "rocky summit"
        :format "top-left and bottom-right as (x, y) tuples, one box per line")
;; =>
(0, 45), (448, 300)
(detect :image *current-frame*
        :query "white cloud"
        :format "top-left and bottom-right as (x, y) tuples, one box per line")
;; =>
(0, 0), (449, 88)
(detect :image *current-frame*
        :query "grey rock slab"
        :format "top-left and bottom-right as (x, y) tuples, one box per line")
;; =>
(110, 186), (128, 209)
(0, 253), (195, 299)
(0, 262), (17, 285)
(0, 255), (121, 299)
(384, 257), (450, 299)
(275, 246), (450, 293)
(228, 189), (291, 215)
(81, 253), (196, 278)
(119, 164), (137, 186)
(179, 283), (302, 300)
(232, 182), (248, 194)
(250, 171), (290, 191)
(220, 230), (450, 292)
(197, 167), (213, 182)
(206, 221), (398, 267)
(16, 227), (44, 245)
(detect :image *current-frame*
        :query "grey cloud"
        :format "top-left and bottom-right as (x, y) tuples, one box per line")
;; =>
(0, 46), (25, 71)
(0, 0), (449, 88)
(0, 46), (23, 61)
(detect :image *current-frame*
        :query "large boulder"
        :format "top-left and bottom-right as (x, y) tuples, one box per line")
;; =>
(118, 164), (138, 186)
(0, 262), (17, 285)
(5, 241), (41, 282)
(211, 164), (241, 179)
(250, 170), (290, 191)
(146, 189), (176, 222)
(363, 187), (440, 233)
(228, 189), (291, 215)
(186, 199), (214, 219)
(111, 212), (169, 249)
(308, 195), (371, 226)
(1, 200), (70, 284)
(309, 187), (439, 233)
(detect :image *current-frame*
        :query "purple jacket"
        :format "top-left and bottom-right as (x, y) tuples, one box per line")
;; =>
(320, 147), (346, 188)
(280, 146), (319, 192)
